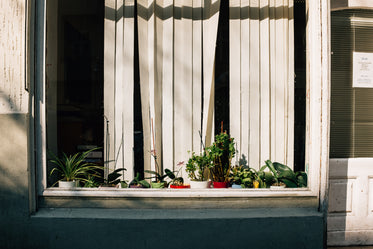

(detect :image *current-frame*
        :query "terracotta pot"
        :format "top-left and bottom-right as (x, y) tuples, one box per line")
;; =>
(212, 181), (228, 188)
(190, 180), (210, 189)
(169, 184), (190, 189)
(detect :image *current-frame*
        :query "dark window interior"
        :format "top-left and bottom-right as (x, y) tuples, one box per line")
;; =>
(47, 0), (104, 186)
(294, 0), (306, 172)
(214, 0), (230, 135)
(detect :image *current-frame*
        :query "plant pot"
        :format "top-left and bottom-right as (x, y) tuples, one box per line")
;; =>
(170, 184), (190, 189)
(270, 184), (286, 190)
(129, 184), (146, 188)
(231, 183), (242, 189)
(213, 181), (228, 188)
(120, 181), (128, 188)
(190, 180), (210, 189)
(58, 180), (77, 188)
(151, 181), (167, 188)
(253, 180), (260, 188)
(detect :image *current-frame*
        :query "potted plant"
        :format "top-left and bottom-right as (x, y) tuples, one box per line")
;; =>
(263, 160), (308, 189)
(228, 165), (256, 188)
(206, 132), (235, 188)
(144, 168), (174, 188)
(129, 172), (150, 188)
(186, 152), (210, 188)
(252, 165), (275, 188)
(168, 164), (190, 189)
(83, 174), (101, 188)
(49, 148), (103, 188)
(99, 167), (126, 188)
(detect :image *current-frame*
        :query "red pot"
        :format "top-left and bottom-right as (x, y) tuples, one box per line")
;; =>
(170, 184), (191, 189)
(213, 181), (228, 188)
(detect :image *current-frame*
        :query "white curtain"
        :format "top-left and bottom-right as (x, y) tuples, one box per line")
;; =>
(229, 0), (294, 169)
(137, 0), (220, 180)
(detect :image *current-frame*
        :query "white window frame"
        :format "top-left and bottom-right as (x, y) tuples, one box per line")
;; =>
(30, 0), (330, 210)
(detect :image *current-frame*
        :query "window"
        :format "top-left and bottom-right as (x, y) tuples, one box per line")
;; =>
(33, 0), (329, 208)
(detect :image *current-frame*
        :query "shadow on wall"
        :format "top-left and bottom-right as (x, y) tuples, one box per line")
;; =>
(0, 113), (29, 214)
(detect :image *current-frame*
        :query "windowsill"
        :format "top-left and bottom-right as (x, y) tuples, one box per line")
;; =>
(42, 187), (314, 198)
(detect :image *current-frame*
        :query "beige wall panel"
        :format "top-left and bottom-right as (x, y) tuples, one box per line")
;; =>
(0, 0), (27, 114)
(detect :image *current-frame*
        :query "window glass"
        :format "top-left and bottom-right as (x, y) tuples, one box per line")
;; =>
(330, 10), (373, 158)
(44, 0), (308, 189)
(46, 0), (104, 186)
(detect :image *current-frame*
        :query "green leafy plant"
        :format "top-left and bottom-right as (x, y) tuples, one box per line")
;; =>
(206, 132), (235, 182)
(129, 172), (150, 188)
(144, 168), (175, 186)
(263, 160), (308, 188)
(102, 168), (127, 187)
(83, 174), (101, 188)
(251, 165), (275, 188)
(167, 164), (186, 186)
(49, 148), (103, 186)
(228, 165), (257, 188)
(185, 151), (210, 181)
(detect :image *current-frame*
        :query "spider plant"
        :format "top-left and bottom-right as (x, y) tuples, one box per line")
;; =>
(49, 148), (103, 186)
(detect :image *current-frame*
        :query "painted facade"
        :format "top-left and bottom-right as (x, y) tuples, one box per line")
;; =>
(0, 1), (331, 248)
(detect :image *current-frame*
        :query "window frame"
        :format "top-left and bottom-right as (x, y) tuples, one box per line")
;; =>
(30, 0), (330, 209)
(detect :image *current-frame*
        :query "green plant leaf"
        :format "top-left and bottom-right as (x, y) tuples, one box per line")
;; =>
(139, 180), (150, 188)
(165, 168), (176, 179)
(278, 170), (296, 181)
(144, 170), (161, 179)
(296, 171), (308, 187)
(108, 172), (122, 182)
(273, 162), (293, 173)
(265, 160), (279, 179)
(280, 178), (297, 188)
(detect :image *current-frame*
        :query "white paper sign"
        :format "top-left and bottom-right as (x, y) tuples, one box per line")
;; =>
(353, 52), (373, 88)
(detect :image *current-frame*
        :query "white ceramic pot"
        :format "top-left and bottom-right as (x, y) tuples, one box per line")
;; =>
(270, 185), (286, 190)
(59, 180), (77, 188)
(190, 180), (210, 189)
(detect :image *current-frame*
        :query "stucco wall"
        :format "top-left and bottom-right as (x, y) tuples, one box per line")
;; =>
(0, 0), (325, 248)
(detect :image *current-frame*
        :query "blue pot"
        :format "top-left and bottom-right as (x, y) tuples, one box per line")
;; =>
(231, 183), (242, 189)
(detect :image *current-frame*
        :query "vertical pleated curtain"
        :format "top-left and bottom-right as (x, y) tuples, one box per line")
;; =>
(105, 0), (295, 182)
(137, 0), (220, 179)
(230, 0), (294, 169)
(104, 0), (136, 179)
